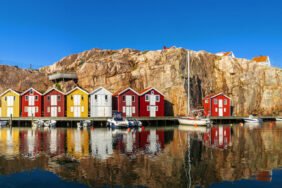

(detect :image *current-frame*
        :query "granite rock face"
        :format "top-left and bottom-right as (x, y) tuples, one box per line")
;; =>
(1, 48), (280, 116)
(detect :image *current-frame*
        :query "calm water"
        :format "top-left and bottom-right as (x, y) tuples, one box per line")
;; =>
(0, 122), (281, 188)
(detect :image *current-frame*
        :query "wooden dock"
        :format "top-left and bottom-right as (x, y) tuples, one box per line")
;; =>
(0, 116), (280, 127)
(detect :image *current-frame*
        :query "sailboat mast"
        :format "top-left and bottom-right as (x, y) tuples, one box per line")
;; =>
(187, 50), (190, 116)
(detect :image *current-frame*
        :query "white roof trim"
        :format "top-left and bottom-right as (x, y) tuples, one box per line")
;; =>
(139, 87), (164, 96)
(65, 86), (89, 95)
(0, 89), (20, 97)
(89, 87), (112, 95)
(20, 88), (43, 96)
(118, 87), (139, 96)
(208, 93), (231, 100)
(43, 88), (65, 96)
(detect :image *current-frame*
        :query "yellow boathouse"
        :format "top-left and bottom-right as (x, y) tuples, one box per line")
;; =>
(0, 89), (20, 117)
(66, 87), (89, 117)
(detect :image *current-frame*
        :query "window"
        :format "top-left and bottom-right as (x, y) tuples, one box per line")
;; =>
(132, 107), (135, 113)
(35, 107), (39, 113)
(71, 107), (73, 112)
(205, 99), (208, 104)
(30, 90), (33, 95)
(25, 107), (28, 112)
(224, 108), (226, 112)
(224, 130), (226, 136)
(47, 107), (50, 113)
(151, 91), (154, 94)
(214, 99), (217, 104)
(58, 106), (61, 112)
(123, 106), (125, 113)
(47, 96), (50, 101)
(14, 96), (16, 101)
(35, 96), (38, 101)
(132, 95), (135, 102)
(156, 95), (160, 102)
(123, 96), (125, 102)
(215, 108), (218, 112)
(71, 95), (73, 100)
(81, 95), (84, 100)
(4, 96), (6, 101)
(224, 99), (227, 105)
(145, 95), (149, 101)
(25, 96), (28, 101)
(95, 95), (97, 100)
(58, 95), (61, 101)
(105, 95), (108, 102)
(81, 106), (84, 112)
(156, 106), (158, 111)
(147, 106), (149, 111)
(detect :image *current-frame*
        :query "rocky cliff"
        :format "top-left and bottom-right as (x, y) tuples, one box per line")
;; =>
(0, 47), (281, 116)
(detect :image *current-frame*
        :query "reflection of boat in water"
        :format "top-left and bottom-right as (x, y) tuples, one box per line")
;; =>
(44, 120), (56, 127)
(178, 125), (208, 132)
(244, 122), (262, 129)
(244, 115), (263, 124)
(77, 120), (91, 128)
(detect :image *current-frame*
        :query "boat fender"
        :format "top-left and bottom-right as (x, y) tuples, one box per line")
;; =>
(127, 128), (131, 132)
(194, 123), (197, 127)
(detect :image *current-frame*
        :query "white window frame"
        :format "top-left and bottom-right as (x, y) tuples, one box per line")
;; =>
(71, 107), (73, 112)
(123, 106), (125, 113)
(224, 99), (227, 105)
(145, 95), (149, 101)
(25, 96), (28, 101)
(47, 107), (50, 113)
(132, 95), (135, 102)
(132, 107), (135, 113)
(156, 95), (160, 102)
(147, 106), (149, 111)
(215, 108), (218, 112)
(81, 106), (84, 112)
(156, 106), (158, 111)
(205, 99), (208, 103)
(214, 99), (217, 104)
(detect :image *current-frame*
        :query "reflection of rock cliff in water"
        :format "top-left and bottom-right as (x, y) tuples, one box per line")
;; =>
(1, 48), (281, 116)
(0, 126), (280, 188)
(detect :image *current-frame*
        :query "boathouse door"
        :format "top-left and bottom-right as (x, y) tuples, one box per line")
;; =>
(28, 107), (36, 117)
(126, 107), (132, 117)
(7, 107), (13, 117)
(218, 99), (223, 116)
(74, 107), (81, 117)
(150, 106), (156, 117)
(150, 95), (156, 105)
(51, 107), (57, 117)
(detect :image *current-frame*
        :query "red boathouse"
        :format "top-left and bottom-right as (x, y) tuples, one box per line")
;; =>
(21, 88), (42, 117)
(43, 88), (65, 117)
(113, 87), (139, 117)
(139, 87), (164, 117)
(203, 93), (231, 117)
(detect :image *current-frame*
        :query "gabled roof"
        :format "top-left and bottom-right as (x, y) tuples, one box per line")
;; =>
(65, 86), (89, 95)
(112, 89), (124, 97)
(43, 88), (65, 96)
(90, 87), (112, 95)
(139, 87), (164, 96)
(113, 87), (139, 96)
(20, 88), (43, 96)
(204, 93), (231, 100)
(252, 56), (268, 63)
(0, 89), (20, 97)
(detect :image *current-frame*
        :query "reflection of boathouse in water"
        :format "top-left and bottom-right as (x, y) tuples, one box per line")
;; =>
(0, 128), (20, 157)
(90, 129), (113, 159)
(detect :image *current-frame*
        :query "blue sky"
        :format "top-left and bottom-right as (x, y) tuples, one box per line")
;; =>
(0, 0), (281, 69)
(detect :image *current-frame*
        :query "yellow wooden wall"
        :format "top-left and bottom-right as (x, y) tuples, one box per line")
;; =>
(0, 90), (20, 117)
(66, 89), (88, 117)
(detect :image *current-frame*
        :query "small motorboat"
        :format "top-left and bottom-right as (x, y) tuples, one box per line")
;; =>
(44, 120), (57, 127)
(126, 117), (142, 127)
(276, 118), (282, 121)
(77, 120), (91, 128)
(244, 115), (263, 124)
(32, 120), (44, 128)
(107, 112), (129, 129)
(0, 120), (9, 127)
(178, 116), (211, 126)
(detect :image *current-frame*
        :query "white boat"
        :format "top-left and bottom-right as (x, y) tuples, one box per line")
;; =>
(77, 120), (91, 128)
(107, 112), (129, 129)
(126, 117), (142, 127)
(44, 120), (57, 127)
(0, 120), (9, 127)
(244, 123), (262, 130)
(276, 118), (282, 121)
(244, 115), (263, 123)
(32, 120), (44, 128)
(178, 117), (211, 126)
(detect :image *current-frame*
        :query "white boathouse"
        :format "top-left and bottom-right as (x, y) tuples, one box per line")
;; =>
(90, 87), (112, 117)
